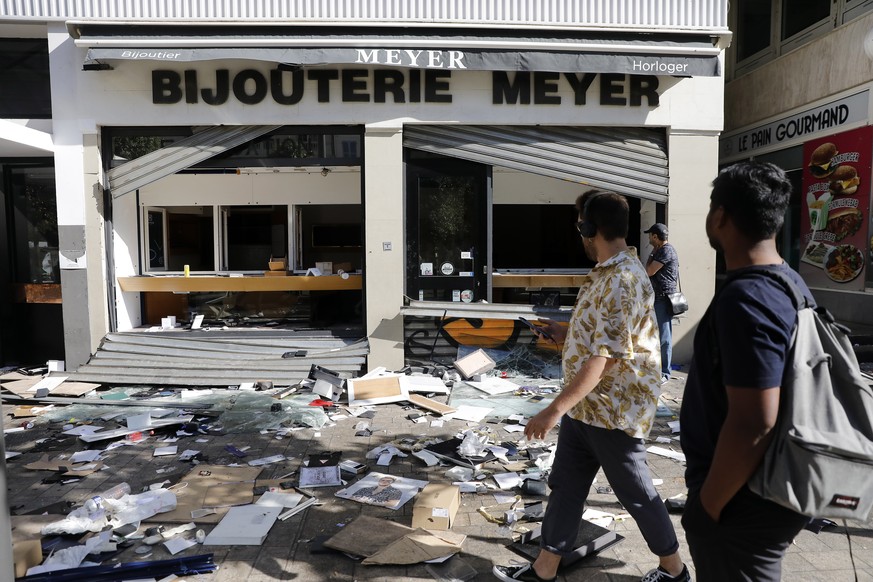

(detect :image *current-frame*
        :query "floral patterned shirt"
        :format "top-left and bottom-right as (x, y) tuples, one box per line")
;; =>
(563, 248), (662, 438)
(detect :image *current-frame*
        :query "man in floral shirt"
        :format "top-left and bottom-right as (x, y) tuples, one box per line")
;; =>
(494, 191), (690, 582)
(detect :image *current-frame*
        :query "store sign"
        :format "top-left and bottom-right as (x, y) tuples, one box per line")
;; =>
(798, 125), (872, 291)
(719, 91), (869, 160)
(151, 69), (660, 107)
(87, 45), (720, 77)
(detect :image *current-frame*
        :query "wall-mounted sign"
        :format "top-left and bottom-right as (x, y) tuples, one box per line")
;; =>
(798, 125), (871, 291)
(720, 91), (869, 161)
(86, 44), (719, 77)
(440, 262), (455, 276)
(420, 263), (434, 276)
(150, 69), (661, 108)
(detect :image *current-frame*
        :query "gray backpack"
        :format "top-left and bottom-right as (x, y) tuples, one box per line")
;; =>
(728, 267), (873, 519)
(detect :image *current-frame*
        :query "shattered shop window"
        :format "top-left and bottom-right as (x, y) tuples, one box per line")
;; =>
(9, 166), (59, 283)
(144, 206), (215, 273)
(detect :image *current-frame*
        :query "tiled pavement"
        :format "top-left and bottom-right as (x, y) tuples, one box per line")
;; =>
(3, 372), (872, 581)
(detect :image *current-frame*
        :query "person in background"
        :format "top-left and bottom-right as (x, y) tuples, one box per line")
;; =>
(680, 161), (811, 580)
(645, 223), (679, 384)
(493, 190), (689, 582)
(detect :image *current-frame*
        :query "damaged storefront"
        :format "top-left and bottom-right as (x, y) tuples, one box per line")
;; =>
(1, 3), (728, 374)
(0, 3), (736, 580)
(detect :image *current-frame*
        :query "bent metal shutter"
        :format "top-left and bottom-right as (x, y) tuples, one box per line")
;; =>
(107, 125), (281, 198)
(403, 125), (668, 202)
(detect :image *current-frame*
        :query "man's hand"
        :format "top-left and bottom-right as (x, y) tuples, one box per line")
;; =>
(524, 405), (563, 440)
(536, 318), (567, 344)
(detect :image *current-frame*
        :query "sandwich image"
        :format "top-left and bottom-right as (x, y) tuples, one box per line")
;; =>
(828, 165), (860, 196)
(826, 207), (863, 241)
(809, 142), (839, 178)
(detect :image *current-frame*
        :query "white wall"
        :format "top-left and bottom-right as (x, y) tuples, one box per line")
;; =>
(666, 131), (720, 364)
(71, 61), (722, 132)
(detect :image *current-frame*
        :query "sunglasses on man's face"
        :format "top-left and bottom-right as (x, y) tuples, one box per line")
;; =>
(575, 221), (586, 234)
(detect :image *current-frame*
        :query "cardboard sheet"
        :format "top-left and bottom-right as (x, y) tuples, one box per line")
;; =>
(323, 515), (413, 557)
(51, 382), (101, 397)
(79, 415), (193, 443)
(147, 464), (262, 524)
(23, 454), (104, 476)
(363, 528), (464, 565)
(0, 378), (40, 396)
(400, 375), (450, 394)
(407, 394), (456, 415)
(346, 376), (409, 405)
(453, 349), (496, 379)
(202, 504), (282, 546)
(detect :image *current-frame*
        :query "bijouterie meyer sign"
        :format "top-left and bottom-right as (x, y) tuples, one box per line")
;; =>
(150, 69), (662, 107)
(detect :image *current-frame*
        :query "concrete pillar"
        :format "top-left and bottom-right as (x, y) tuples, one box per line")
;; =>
(363, 125), (405, 371)
(49, 24), (109, 369)
(666, 130), (720, 364)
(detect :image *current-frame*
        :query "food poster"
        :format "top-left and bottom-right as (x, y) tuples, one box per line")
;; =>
(799, 126), (871, 290)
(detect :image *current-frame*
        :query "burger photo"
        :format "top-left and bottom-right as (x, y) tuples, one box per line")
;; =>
(828, 165), (860, 196)
(809, 142), (839, 178)
(825, 207), (863, 241)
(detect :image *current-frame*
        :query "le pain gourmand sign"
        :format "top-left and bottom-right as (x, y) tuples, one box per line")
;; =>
(799, 125), (871, 290)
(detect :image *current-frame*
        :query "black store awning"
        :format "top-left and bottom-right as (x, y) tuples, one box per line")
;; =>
(72, 24), (722, 77)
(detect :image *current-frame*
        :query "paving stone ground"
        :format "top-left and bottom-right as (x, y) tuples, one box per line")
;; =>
(3, 371), (872, 581)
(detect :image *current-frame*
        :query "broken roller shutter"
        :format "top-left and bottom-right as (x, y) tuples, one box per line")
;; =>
(107, 124), (281, 198)
(403, 125), (668, 203)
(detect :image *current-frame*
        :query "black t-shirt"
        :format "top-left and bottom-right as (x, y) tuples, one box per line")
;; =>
(680, 263), (815, 490)
(650, 243), (679, 295)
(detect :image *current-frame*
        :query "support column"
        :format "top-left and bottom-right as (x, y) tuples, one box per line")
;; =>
(49, 24), (109, 369)
(363, 125), (405, 371)
(666, 130), (720, 364)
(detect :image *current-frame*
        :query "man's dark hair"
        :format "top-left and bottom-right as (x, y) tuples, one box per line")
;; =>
(575, 189), (629, 241)
(711, 161), (792, 241)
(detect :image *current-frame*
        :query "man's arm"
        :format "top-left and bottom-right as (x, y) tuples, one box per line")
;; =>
(523, 355), (612, 440)
(699, 385), (781, 520)
(645, 258), (664, 276)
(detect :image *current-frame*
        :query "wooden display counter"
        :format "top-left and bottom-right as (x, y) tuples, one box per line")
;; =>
(118, 274), (362, 293)
(12, 283), (62, 304)
(491, 274), (588, 288)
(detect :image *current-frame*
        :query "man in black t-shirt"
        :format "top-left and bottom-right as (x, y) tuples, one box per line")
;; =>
(644, 223), (679, 382)
(680, 162), (811, 581)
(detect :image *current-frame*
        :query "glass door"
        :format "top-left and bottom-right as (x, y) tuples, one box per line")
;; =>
(406, 153), (489, 303)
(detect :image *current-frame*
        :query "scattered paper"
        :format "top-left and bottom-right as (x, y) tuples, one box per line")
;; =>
(62, 425), (104, 436)
(647, 446), (686, 463)
(667, 420), (681, 434)
(69, 450), (102, 463)
(163, 536), (197, 555)
(493, 472), (523, 490)
(256, 491), (304, 508)
(248, 454), (286, 467)
(154, 446), (178, 457)
(335, 472), (428, 510)
(412, 450), (440, 467)
(443, 404), (493, 422)
(26, 376), (68, 394)
(581, 508), (615, 528)
(465, 376), (518, 396)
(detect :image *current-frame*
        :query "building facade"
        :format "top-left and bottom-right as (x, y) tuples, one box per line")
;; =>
(1, 1), (729, 370)
(720, 1), (873, 324)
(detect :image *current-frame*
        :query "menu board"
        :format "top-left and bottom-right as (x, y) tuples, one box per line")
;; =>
(799, 126), (872, 290)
